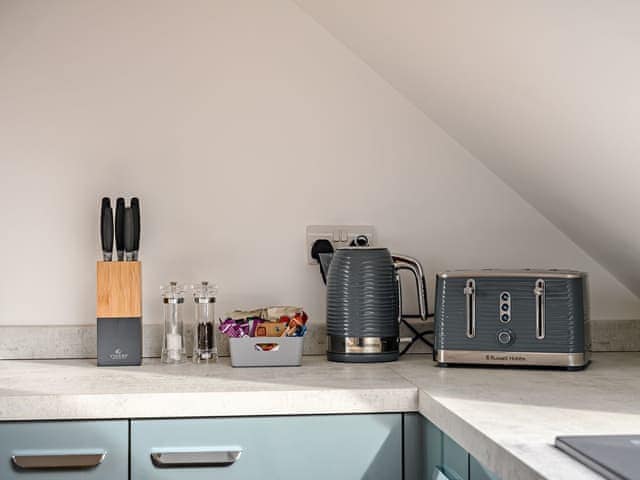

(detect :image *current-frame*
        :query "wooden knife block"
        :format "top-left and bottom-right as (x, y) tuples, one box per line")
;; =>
(96, 261), (142, 366)
(97, 261), (142, 318)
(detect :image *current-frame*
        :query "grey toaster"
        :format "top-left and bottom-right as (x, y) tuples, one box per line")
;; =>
(433, 269), (590, 369)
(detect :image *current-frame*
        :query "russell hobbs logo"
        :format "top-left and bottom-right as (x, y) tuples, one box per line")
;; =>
(109, 348), (129, 361)
(486, 354), (526, 361)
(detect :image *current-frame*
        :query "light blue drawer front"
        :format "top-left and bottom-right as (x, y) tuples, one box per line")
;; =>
(132, 414), (402, 480)
(0, 420), (128, 480)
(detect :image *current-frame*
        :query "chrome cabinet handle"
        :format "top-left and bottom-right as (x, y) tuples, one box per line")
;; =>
(432, 466), (457, 480)
(12, 452), (106, 470)
(151, 449), (242, 468)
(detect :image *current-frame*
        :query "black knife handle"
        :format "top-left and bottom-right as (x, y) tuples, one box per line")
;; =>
(100, 197), (113, 261)
(124, 207), (135, 261)
(115, 198), (125, 260)
(131, 197), (140, 256)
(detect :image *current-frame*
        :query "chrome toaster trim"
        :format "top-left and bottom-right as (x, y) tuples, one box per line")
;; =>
(463, 279), (476, 338)
(534, 278), (546, 339)
(438, 269), (585, 279)
(435, 350), (590, 367)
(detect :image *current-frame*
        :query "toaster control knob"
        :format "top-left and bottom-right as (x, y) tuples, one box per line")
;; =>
(497, 329), (515, 345)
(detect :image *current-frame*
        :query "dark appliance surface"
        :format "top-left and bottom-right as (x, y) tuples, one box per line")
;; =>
(556, 435), (640, 480)
(434, 269), (590, 369)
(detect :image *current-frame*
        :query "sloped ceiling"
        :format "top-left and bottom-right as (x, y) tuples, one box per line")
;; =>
(296, 0), (640, 297)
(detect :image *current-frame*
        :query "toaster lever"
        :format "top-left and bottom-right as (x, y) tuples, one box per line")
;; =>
(534, 279), (545, 339)
(464, 279), (476, 338)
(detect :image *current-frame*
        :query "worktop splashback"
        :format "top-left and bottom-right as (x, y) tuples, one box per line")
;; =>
(0, 320), (638, 359)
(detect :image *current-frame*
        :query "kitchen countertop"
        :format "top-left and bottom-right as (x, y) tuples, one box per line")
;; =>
(398, 353), (640, 480)
(0, 357), (417, 420)
(1, 353), (639, 480)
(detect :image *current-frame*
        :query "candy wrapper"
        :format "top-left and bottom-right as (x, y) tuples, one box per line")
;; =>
(219, 306), (308, 338)
(219, 318), (250, 338)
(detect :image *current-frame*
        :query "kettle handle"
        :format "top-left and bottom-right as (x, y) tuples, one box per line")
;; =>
(392, 255), (428, 321)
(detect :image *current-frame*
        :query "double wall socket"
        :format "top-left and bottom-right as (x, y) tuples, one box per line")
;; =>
(306, 225), (375, 264)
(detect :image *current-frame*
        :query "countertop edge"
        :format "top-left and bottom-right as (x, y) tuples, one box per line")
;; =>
(0, 388), (419, 422)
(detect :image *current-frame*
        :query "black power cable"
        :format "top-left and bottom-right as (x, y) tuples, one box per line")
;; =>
(311, 239), (334, 284)
(399, 313), (435, 356)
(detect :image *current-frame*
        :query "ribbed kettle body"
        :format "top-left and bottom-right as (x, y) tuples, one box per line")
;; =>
(326, 248), (399, 338)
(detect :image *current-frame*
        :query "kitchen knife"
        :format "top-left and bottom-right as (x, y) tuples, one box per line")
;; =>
(114, 197), (125, 261)
(100, 197), (113, 261)
(124, 207), (135, 261)
(130, 197), (140, 261)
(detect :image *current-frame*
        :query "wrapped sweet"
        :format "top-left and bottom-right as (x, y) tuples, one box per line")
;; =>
(219, 306), (308, 338)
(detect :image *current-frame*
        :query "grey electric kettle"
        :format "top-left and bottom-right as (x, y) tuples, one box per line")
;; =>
(318, 247), (428, 363)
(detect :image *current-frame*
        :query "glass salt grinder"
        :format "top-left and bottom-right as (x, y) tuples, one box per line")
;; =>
(161, 281), (186, 364)
(192, 281), (218, 363)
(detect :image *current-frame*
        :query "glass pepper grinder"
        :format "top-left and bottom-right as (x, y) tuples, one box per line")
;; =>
(161, 281), (186, 364)
(192, 281), (218, 363)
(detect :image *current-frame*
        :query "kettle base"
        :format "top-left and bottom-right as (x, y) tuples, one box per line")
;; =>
(327, 351), (399, 363)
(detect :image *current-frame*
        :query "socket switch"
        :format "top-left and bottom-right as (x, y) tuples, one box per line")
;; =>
(306, 225), (375, 264)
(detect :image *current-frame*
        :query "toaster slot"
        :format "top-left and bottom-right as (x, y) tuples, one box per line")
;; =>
(534, 279), (545, 339)
(463, 279), (476, 338)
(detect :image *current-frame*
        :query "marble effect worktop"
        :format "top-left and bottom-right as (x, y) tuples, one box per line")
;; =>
(1, 353), (640, 480)
(0, 357), (416, 419)
(400, 353), (640, 480)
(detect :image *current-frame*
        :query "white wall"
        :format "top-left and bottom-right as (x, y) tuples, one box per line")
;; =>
(0, 0), (638, 328)
(296, 0), (640, 299)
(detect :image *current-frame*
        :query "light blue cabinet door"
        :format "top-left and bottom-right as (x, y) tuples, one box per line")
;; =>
(411, 414), (500, 480)
(0, 420), (128, 480)
(404, 413), (444, 480)
(131, 414), (401, 480)
(442, 432), (469, 480)
(469, 456), (499, 480)
(404, 413), (425, 480)
(426, 419), (444, 477)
